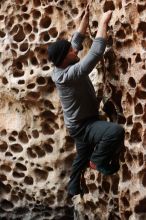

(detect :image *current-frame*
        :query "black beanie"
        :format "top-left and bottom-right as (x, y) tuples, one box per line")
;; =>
(48, 40), (71, 67)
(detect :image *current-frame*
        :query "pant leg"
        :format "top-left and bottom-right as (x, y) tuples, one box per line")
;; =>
(68, 134), (94, 195)
(84, 120), (125, 174)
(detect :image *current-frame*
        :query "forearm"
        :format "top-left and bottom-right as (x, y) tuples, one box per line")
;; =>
(96, 10), (112, 39)
(77, 4), (89, 35)
(77, 15), (88, 35)
(96, 21), (108, 39)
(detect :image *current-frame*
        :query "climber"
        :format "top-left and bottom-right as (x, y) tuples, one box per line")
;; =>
(48, 5), (125, 197)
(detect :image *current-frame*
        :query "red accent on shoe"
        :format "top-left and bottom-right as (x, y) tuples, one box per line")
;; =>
(89, 161), (96, 170)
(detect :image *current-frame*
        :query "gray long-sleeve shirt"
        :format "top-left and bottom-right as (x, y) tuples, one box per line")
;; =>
(52, 32), (106, 130)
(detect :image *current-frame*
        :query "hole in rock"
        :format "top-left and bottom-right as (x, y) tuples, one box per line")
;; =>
(60, 170), (66, 179)
(121, 197), (130, 207)
(14, 61), (23, 69)
(135, 103), (143, 115)
(27, 147), (37, 158)
(0, 15), (4, 20)
(21, 5), (28, 12)
(13, 68), (24, 77)
(45, 5), (54, 14)
(5, 152), (13, 157)
(101, 181), (110, 193)
(135, 87), (146, 99)
(47, 77), (55, 93)
(24, 23), (32, 34)
(15, 162), (27, 171)
(1, 164), (11, 172)
(32, 129), (39, 138)
(138, 152), (143, 166)
(43, 33), (50, 42)
(33, 0), (41, 7)
(64, 153), (75, 167)
(13, 171), (25, 178)
(135, 198), (146, 213)
(116, 29), (126, 39)
(9, 136), (16, 141)
(24, 176), (34, 185)
(103, 1), (115, 12)
(139, 74), (146, 88)
(36, 76), (46, 85)
(48, 27), (58, 38)
(141, 171), (146, 187)
(11, 131), (18, 136)
(42, 66), (50, 71)
(1, 199), (14, 210)
(122, 163), (132, 182)
(40, 110), (56, 120)
(124, 211), (132, 219)
(107, 35), (113, 47)
(27, 83), (35, 89)
(57, 189), (64, 202)
(20, 42), (29, 52)
(111, 175), (120, 194)
(44, 100), (54, 109)
(18, 131), (29, 143)
(40, 16), (51, 29)
(42, 142), (53, 153)
(13, 25), (25, 42)
(48, 138), (54, 144)
(18, 80), (25, 84)
(32, 9), (41, 19)
(10, 25), (19, 36)
(29, 33), (35, 41)
(138, 22), (146, 35)
(1, 129), (7, 136)
(11, 194), (19, 203)
(15, 0), (23, 4)
(0, 174), (7, 181)
(46, 166), (53, 171)
(30, 56), (38, 66)
(22, 13), (30, 20)
(34, 168), (48, 181)
(10, 144), (23, 153)
(119, 57), (128, 74)
(129, 122), (142, 143)
(92, 20), (98, 28)
(0, 31), (6, 38)
(33, 145), (46, 157)
(128, 77), (136, 88)
(2, 77), (8, 85)
(59, 0), (65, 6)
(27, 91), (40, 99)
(7, 17), (15, 29)
(60, 148), (64, 153)
(84, 200), (97, 210)
(135, 53), (142, 62)
(18, 156), (24, 161)
(71, 8), (78, 16)
(0, 142), (8, 152)
(104, 49), (116, 76)
(138, 4), (146, 13)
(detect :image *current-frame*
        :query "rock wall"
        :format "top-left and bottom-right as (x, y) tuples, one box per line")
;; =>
(0, 0), (146, 219)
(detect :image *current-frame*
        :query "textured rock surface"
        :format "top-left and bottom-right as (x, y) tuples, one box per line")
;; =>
(0, 0), (146, 219)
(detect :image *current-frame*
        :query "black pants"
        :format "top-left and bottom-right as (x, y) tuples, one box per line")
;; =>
(68, 120), (125, 196)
